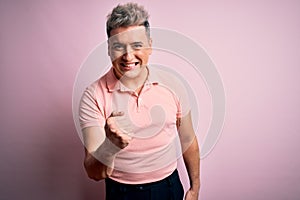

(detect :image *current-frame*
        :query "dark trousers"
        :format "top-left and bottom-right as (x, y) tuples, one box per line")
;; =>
(105, 169), (184, 200)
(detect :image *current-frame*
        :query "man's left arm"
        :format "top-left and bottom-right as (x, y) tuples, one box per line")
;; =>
(178, 111), (200, 200)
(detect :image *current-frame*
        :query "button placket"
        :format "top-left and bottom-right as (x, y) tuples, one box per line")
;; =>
(136, 96), (142, 112)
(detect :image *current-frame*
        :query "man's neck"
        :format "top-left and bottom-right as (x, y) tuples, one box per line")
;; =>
(115, 66), (149, 93)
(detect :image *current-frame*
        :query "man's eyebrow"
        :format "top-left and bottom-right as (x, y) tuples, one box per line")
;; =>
(112, 42), (123, 45)
(111, 41), (144, 45)
(131, 41), (143, 45)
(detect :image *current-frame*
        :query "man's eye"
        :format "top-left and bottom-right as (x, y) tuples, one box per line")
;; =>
(132, 44), (143, 49)
(112, 45), (124, 50)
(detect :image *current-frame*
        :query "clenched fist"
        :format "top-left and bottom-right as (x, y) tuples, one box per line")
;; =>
(105, 111), (133, 149)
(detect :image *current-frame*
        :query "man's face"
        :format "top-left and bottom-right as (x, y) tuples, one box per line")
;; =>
(108, 25), (152, 79)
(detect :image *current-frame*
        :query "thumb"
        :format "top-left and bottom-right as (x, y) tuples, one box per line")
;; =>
(110, 111), (124, 117)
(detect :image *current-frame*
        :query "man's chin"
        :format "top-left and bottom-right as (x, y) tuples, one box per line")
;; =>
(120, 70), (140, 79)
(119, 66), (146, 80)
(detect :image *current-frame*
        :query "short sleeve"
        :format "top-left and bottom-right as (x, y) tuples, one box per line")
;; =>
(79, 83), (106, 129)
(171, 77), (191, 118)
(153, 68), (191, 118)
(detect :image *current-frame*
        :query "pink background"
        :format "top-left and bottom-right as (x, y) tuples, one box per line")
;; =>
(1, 0), (300, 199)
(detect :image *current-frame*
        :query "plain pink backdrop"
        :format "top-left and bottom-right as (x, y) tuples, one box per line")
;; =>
(1, 0), (300, 199)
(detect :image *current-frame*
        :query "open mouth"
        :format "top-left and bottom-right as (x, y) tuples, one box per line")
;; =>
(120, 62), (139, 70)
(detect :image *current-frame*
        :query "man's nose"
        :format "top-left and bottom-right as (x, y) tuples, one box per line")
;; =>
(122, 46), (134, 60)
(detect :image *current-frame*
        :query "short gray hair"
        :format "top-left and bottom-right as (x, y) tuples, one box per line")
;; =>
(106, 2), (150, 38)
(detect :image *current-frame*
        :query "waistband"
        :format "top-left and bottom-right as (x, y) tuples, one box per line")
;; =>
(105, 169), (180, 191)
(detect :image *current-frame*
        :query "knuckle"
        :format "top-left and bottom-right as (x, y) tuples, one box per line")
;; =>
(106, 118), (112, 125)
(120, 138), (129, 145)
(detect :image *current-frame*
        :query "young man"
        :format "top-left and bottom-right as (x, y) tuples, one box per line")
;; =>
(79, 3), (200, 200)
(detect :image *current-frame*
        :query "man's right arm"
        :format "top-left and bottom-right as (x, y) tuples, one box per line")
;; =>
(82, 127), (115, 181)
(82, 112), (132, 181)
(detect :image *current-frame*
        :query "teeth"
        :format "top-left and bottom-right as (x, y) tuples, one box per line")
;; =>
(124, 63), (136, 67)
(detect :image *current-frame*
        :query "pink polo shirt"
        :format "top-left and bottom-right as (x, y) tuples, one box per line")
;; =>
(79, 66), (190, 184)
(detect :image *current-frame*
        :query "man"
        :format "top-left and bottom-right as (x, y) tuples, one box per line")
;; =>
(79, 3), (200, 200)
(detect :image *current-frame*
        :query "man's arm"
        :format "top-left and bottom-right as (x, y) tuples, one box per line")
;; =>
(82, 127), (115, 181)
(178, 111), (200, 200)
(82, 112), (132, 181)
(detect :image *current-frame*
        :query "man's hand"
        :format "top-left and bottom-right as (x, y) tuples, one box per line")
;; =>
(105, 111), (132, 149)
(185, 187), (200, 200)
(84, 149), (109, 181)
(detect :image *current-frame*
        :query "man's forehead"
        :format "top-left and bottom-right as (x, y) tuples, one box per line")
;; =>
(109, 26), (148, 43)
